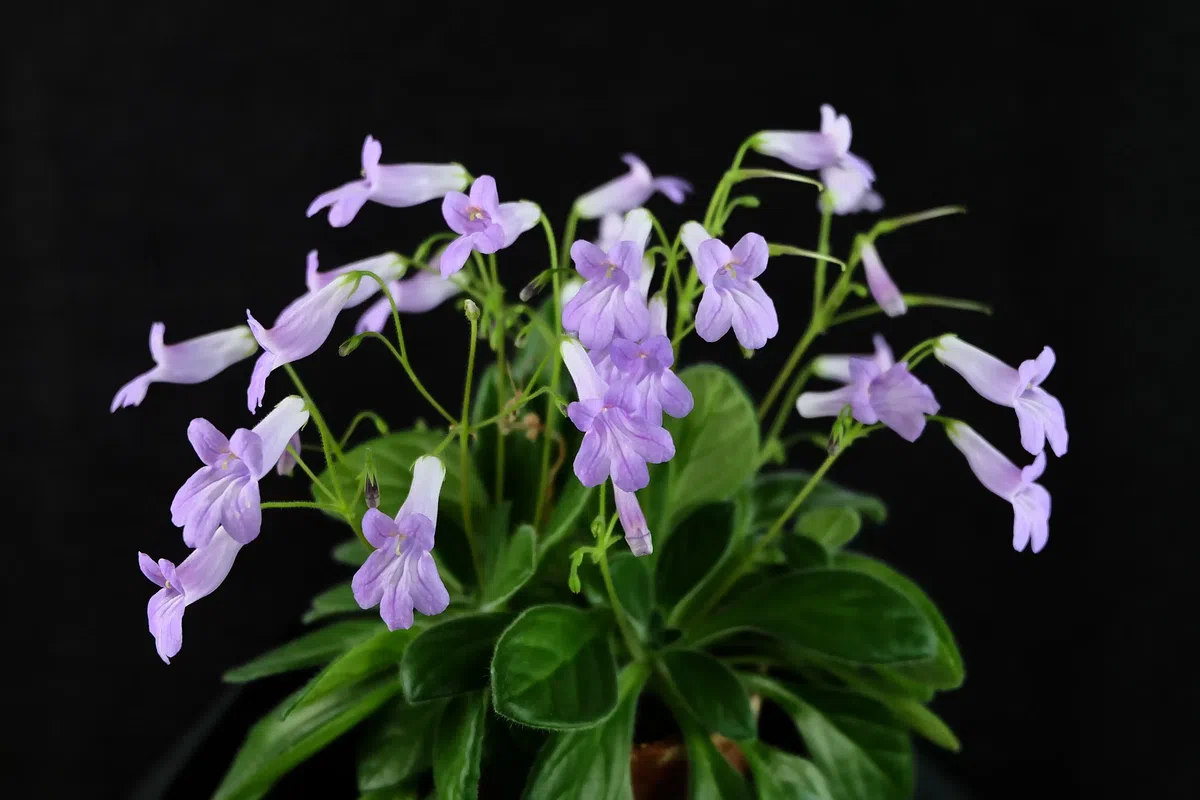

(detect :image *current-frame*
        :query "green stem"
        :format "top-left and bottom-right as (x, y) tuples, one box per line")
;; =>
(765, 363), (813, 446)
(461, 310), (484, 584)
(260, 501), (342, 511)
(758, 322), (820, 422)
(494, 307), (508, 505)
(284, 365), (347, 516)
(595, 481), (644, 660)
(287, 445), (339, 504)
(703, 134), (757, 233)
(828, 294), (992, 326)
(535, 214), (563, 526)
(812, 194), (834, 317)
(338, 410), (389, 449)
(558, 208), (579, 279)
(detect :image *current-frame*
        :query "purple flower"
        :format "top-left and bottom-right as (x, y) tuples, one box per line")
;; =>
(562, 209), (655, 350)
(934, 336), (1068, 457)
(139, 526), (243, 663)
(306, 135), (468, 227)
(945, 421), (1051, 553)
(754, 105), (876, 215)
(797, 351), (940, 442)
(614, 487), (652, 556)
(562, 339), (675, 492)
(439, 175), (540, 278)
(682, 224), (779, 350)
(860, 242), (906, 317)
(574, 154), (691, 220)
(812, 334), (894, 383)
(246, 273), (361, 412)
(111, 323), (258, 412)
(275, 432), (302, 476)
(353, 456), (450, 631)
(170, 396), (309, 547)
(305, 249), (406, 309)
(608, 298), (693, 425)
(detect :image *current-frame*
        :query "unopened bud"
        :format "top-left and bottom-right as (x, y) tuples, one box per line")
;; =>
(464, 299), (480, 322)
(363, 450), (380, 509)
(519, 277), (543, 303)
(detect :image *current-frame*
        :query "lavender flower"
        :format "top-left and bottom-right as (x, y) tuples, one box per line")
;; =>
(574, 154), (691, 220)
(945, 421), (1051, 553)
(614, 487), (653, 556)
(754, 105), (876, 215)
(934, 336), (1068, 457)
(305, 249), (406, 309)
(797, 350), (939, 442)
(609, 297), (693, 425)
(595, 212), (624, 252)
(860, 242), (906, 317)
(562, 339), (674, 492)
(306, 135), (468, 227)
(353, 456), (450, 630)
(139, 526), (243, 663)
(111, 323), (258, 412)
(170, 396), (309, 547)
(275, 432), (301, 476)
(812, 334), (894, 383)
(562, 208), (655, 350)
(439, 175), (540, 278)
(246, 273), (362, 412)
(682, 224), (779, 350)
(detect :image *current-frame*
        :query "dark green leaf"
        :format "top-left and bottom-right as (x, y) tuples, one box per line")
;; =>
(674, 708), (751, 800)
(744, 675), (913, 800)
(659, 650), (756, 741)
(877, 697), (960, 752)
(483, 525), (537, 609)
(357, 786), (419, 800)
(357, 698), (446, 791)
(797, 507), (862, 550)
(302, 582), (364, 624)
(741, 742), (833, 799)
(284, 627), (420, 718)
(474, 365), (545, 526)
(751, 471), (886, 526)
(522, 664), (649, 800)
(642, 366), (759, 539)
(401, 613), (513, 702)
(491, 605), (618, 729)
(539, 480), (594, 558)
(609, 553), (653, 629)
(781, 535), (831, 570)
(432, 692), (488, 799)
(683, 568), (937, 665)
(333, 538), (371, 567)
(655, 502), (738, 616)
(482, 502), (513, 584)
(224, 620), (381, 683)
(213, 674), (399, 800)
(835, 553), (964, 689)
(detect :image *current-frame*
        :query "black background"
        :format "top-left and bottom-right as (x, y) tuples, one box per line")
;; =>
(6, 3), (1198, 798)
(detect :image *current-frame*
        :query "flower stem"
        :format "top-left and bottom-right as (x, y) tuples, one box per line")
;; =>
(494, 308), (508, 505)
(704, 134), (757, 233)
(757, 322), (821, 422)
(535, 213), (563, 526)
(338, 410), (389, 449)
(285, 444), (339, 504)
(260, 501), (342, 511)
(765, 363), (813, 446)
(812, 194), (834, 317)
(827, 294), (992, 326)
(595, 480), (644, 661)
(461, 310), (484, 585)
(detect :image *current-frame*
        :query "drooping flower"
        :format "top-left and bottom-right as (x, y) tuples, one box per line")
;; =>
(608, 297), (693, 425)
(595, 212), (624, 252)
(562, 339), (674, 492)
(574, 154), (691, 220)
(614, 487), (653, 556)
(439, 175), (540, 277)
(305, 249), (406, 309)
(945, 421), (1051, 553)
(353, 456), (450, 631)
(139, 526), (243, 664)
(562, 208), (655, 350)
(170, 396), (309, 547)
(812, 334), (894, 383)
(355, 270), (466, 334)
(111, 323), (258, 412)
(682, 224), (779, 350)
(797, 353), (939, 442)
(934, 336), (1068, 457)
(306, 135), (468, 227)
(246, 273), (362, 412)
(859, 242), (906, 317)
(275, 432), (301, 476)
(753, 105), (876, 215)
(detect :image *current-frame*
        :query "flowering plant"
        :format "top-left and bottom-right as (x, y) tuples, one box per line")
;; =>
(118, 105), (1066, 799)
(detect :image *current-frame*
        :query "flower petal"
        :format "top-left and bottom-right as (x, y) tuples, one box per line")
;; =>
(362, 508), (400, 549)
(727, 279), (779, 350)
(398, 456), (445, 532)
(561, 339), (609, 403)
(496, 201), (540, 247)
(438, 235), (475, 278)
(187, 419), (230, 467)
(468, 175), (500, 218)
(562, 280), (618, 350)
(695, 286), (733, 343)
(731, 233), (769, 279)
(409, 553), (450, 617)
(697, 239), (732, 287)
(614, 487), (652, 556)
(573, 428), (610, 487)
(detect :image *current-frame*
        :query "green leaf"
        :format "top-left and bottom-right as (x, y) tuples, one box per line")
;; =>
(835, 553), (964, 689)
(675, 708), (751, 800)
(357, 786), (419, 800)
(432, 692), (488, 799)
(876, 697), (960, 752)
(224, 620), (382, 683)
(750, 471), (886, 526)
(302, 582), (364, 624)
(539, 480), (594, 558)
(284, 626), (420, 719)
(213, 674), (399, 800)
(491, 605), (618, 729)
(314, 429), (487, 529)
(741, 742), (833, 800)
(333, 538), (371, 567)
(797, 507), (862, 550)
(482, 502), (512, 583)
(659, 650), (756, 741)
(744, 675), (913, 800)
(655, 502), (738, 616)
(357, 698), (446, 791)
(483, 525), (537, 609)
(608, 553), (653, 629)
(401, 612), (514, 702)
(781, 535), (831, 570)
(643, 366), (759, 538)
(474, 365), (545, 526)
(683, 568), (937, 665)
(522, 664), (649, 800)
